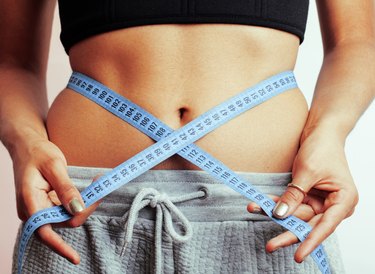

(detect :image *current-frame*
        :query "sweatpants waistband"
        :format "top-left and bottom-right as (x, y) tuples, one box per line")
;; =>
(67, 165), (292, 222)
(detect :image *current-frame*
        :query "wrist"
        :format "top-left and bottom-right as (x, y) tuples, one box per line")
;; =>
(301, 117), (348, 145)
(1, 124), (48, 158)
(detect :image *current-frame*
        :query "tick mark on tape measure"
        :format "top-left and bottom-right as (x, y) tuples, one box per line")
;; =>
(19, 71), (330, 274)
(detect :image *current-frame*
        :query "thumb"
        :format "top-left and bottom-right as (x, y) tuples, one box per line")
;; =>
(48, 174), (104, 207)
(53, 173), (105, 229)
(40, 158), (85, 215)
(273, 177), (309, 219)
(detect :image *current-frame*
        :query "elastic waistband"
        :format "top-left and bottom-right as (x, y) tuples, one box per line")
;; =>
(68, 165), (291, 222)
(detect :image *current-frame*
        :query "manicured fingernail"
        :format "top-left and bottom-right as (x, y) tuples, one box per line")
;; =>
(69, 198), (84, 214)
(273, 202), (288, 218)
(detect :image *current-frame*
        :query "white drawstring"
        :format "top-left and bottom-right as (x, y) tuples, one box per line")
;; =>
(120, 188), (206, 274)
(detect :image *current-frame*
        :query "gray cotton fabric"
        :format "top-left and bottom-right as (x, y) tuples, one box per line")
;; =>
(13, 166), (345, 274)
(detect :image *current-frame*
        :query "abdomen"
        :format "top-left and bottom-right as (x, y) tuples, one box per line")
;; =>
(47, 24), (308, 172)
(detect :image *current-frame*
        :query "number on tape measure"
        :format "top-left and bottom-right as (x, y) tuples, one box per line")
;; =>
(17, 71), (331, 274)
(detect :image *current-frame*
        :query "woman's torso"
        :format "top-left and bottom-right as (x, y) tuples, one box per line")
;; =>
(46, 24), (308, 172)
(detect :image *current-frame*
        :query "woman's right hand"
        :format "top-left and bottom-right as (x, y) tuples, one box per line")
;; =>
(11, 134), (102, 264)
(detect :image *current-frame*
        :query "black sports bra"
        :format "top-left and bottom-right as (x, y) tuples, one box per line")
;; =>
(58, 0), (309, 54)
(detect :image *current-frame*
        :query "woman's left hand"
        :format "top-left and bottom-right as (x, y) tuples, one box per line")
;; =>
(247, 126), (358, 263)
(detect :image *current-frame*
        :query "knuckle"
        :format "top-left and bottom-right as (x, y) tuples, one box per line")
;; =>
(319, 220), (336, 236)
(42, 156), (62, 171)
(299, 160), (320, 178)
(284, 188), (303, 203)
(59, 183), (76, 194)
(326, 225), (336, 236)
(54, 182), (77, 203)
(347, 208), (355, 218)
(353, 189), (359, 206)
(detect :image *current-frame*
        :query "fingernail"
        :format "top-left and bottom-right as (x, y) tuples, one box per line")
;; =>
(69, 198), (84, 214)
(273, 202), (289, 218)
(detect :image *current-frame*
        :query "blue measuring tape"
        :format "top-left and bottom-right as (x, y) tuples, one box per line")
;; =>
(17, 71), (330, 274)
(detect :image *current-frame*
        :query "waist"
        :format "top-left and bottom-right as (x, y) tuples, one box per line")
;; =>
(47, 29), (308, 171)
(68, 166), (292, 221)
(47, 81), (307, 172)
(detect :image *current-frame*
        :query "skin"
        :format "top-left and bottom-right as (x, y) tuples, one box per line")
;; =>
(0, 0), (374, 268)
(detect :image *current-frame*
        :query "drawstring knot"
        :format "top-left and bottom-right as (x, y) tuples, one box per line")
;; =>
(149, 192), (169, 208)
(120, 187), (206, 274)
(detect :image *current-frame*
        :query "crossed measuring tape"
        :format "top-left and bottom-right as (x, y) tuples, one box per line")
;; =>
(17, 71), (330, 274)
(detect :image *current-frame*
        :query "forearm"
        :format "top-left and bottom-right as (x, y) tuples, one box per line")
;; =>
(0, 65), (49, 156)
(303, 42), (375, 142)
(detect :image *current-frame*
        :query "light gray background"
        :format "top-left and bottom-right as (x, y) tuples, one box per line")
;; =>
(1, 4), (374, 274)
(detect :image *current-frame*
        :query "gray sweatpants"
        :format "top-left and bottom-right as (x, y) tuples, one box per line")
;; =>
(13, 166), (345, 274)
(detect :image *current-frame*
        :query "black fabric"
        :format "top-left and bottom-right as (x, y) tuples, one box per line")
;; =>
(58, 0), (309, 55)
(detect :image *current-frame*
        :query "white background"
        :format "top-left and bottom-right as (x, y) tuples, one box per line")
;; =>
(1, 3), (374, 274)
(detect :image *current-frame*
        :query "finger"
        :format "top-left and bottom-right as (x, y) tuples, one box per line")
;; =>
(18, 169), (53, 220)
(247, 195), (279, 214)
(37, 224), (80, 264)
(21, 167), (71, 219)
(303, 193), (325, 215)
(289, 204), (316, 221)
(266, 214), (322, 253)
(55, 174), (103, 228)
(21, 172), (80, 264)
(48, 174), (104, 206)
(273, 179), (310, 219)
(48, 190), (61, 206)
(294, 197), (351, 263)
(266, 230), (299, 253)
(248, 202), (315, 219)
(248, 193), (324, 218)
(54, 200), (102, 228)
(39, 158), (85, 215)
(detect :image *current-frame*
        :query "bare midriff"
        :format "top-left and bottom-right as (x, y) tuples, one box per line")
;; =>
(46, 24), (309, 172)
